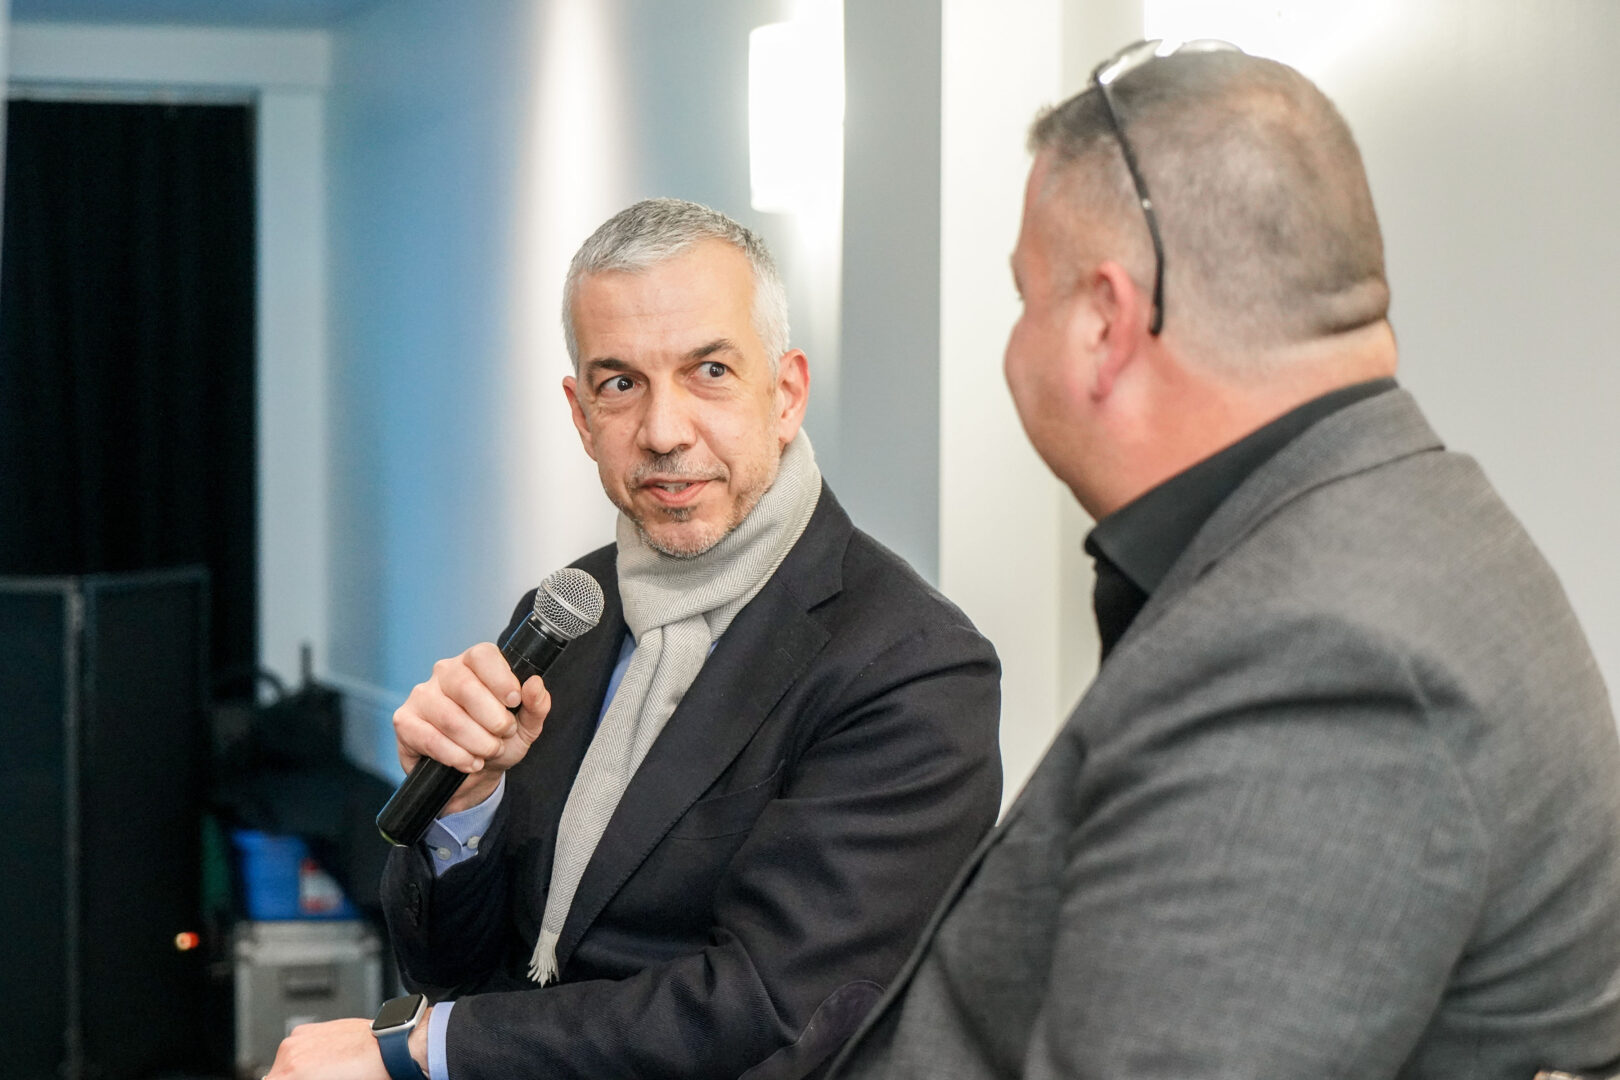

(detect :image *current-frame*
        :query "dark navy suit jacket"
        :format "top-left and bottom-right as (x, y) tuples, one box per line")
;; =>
(382, 486), (1003, 1079)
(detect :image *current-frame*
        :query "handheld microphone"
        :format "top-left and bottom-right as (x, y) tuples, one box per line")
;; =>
(376, 567), (606, 847)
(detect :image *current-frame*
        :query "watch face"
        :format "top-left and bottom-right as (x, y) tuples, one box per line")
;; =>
(372, 993), (424, 1032)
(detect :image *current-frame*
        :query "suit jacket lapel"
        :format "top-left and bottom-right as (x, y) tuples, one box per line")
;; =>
(554, 487), (849, 969)
(514, 557), (627, 839)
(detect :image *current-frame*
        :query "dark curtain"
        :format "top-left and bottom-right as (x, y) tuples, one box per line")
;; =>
(0, 100), (257, 675)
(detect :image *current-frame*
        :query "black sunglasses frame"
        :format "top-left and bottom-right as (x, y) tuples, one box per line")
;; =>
(1088, 39), (1241, 337)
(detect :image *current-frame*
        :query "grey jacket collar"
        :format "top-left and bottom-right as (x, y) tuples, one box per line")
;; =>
(1117, 386), (1445, 663)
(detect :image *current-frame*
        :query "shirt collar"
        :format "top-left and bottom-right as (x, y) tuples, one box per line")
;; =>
(1086, 377), (1398, 598)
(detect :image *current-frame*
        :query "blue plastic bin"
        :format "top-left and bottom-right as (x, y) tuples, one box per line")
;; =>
(231, 828), (358, 920)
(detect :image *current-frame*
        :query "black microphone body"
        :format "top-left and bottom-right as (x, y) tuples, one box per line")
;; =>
(375, 613), (571, 847)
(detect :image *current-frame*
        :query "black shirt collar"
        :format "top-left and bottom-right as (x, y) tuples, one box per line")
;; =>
(1085, 377), (1397, 657)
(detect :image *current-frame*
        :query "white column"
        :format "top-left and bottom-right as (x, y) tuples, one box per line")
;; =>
(940, 0), (1078, 805)
(256, 88), (330, 684)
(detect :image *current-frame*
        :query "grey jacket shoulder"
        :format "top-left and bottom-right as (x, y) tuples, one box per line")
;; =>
(1086, 389), (1620, 1076)
(831, 389), (1620, 1080)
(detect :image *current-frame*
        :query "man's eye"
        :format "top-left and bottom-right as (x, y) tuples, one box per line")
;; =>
(599, 374), (634, 394)
(701, 362), (728, 379)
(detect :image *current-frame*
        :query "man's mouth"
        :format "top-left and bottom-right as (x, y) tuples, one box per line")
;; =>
(640, 477), (711, 507)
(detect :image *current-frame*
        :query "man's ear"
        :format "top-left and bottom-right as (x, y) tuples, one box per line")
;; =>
(773, 349), (810, 446)
(1084, 260), (1151, 401)
(562, 375), (598, 462)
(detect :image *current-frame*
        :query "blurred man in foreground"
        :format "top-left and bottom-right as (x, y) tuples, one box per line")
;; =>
(829, 41), (1620, 1080)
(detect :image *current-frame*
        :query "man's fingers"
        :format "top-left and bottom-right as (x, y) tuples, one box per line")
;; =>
(392, 645), (546, 779)
(393, 698), (487, 773)
(437, 650), (518, 735)
(394, 676), (501, 769)
(463, 641), (524, 711)
(437, 648), (520, 740)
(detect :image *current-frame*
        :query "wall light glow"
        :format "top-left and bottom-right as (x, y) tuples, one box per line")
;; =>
(749, 0), (844, 215)
(504, 0), (628, 588)
(1145, 0), (1397, 80)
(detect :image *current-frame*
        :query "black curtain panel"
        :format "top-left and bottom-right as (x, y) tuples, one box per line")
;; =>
(0, 100), (257, 675)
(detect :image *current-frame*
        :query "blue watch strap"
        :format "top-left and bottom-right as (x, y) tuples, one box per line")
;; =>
(373, 994), (428, 1080)
(376, 1024), (426, 1080)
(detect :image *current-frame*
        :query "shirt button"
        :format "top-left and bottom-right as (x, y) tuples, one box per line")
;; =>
(435, 846), (452, 861)
(467, 836), (481, 851)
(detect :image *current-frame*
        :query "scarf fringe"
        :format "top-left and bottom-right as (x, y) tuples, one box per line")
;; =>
(528, 927), (561, 985)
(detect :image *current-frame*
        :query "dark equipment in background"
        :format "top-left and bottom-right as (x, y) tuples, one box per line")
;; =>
(0, 97), (364, 1080)
(208, 650), (397, 1080)
(210, 645), (396, 926)
(0, 569), (395, 1080)
(0, 569), (216, 1080)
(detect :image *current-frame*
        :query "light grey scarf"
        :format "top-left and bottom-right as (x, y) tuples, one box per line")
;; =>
(529, 431), (821, 983)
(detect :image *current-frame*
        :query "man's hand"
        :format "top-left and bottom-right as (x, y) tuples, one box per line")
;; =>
(393, 642), (553, 814)
(265, 1014), (426, 1079)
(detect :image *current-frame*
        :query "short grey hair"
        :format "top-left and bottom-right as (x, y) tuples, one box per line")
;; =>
(1029, 49), (1388, 366)
(562, 197), (791, 371)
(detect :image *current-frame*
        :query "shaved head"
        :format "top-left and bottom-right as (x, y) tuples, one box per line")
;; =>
(1030, 49), (1389, 370)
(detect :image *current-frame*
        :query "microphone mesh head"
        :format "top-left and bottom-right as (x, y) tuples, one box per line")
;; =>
(533, 567), (605, 640)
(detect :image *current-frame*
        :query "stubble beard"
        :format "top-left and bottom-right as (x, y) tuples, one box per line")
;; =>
(618, 451), (778, 559)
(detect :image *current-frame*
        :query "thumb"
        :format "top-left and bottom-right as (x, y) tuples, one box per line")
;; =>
(516, 676), (551, 745)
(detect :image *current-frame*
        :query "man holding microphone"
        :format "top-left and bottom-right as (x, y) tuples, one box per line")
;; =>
(269, 199), (1002, 1080)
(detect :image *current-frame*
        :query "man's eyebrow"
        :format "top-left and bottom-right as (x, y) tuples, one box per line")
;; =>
(582, 357), (633, 377)
(688, 338), (739, 362)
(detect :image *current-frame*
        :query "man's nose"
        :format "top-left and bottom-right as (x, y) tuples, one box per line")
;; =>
(636, 384), (696, 456)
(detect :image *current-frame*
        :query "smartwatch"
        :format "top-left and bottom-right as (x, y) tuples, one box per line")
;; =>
(371, 993), (429, 1080)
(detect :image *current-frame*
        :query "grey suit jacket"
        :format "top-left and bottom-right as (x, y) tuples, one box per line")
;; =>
(829, 389), (1620, 1080)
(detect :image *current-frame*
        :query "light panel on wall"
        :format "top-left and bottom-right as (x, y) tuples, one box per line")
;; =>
(749, 0), (844, 214)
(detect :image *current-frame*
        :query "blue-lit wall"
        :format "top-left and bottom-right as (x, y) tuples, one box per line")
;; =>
(323, 0), (852, 772)
(326, 2), (538, 700)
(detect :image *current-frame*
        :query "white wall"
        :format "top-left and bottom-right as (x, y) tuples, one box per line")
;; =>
(22, 1), (1608, 792)
(1335, 1), (1620, 709)
(847, 0), (1122, 807)
(255, 79), (330, 693)
(6, 21), (332, 691)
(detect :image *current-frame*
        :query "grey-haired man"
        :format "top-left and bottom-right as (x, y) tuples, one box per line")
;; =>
(268, 200), (1002, 1080)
